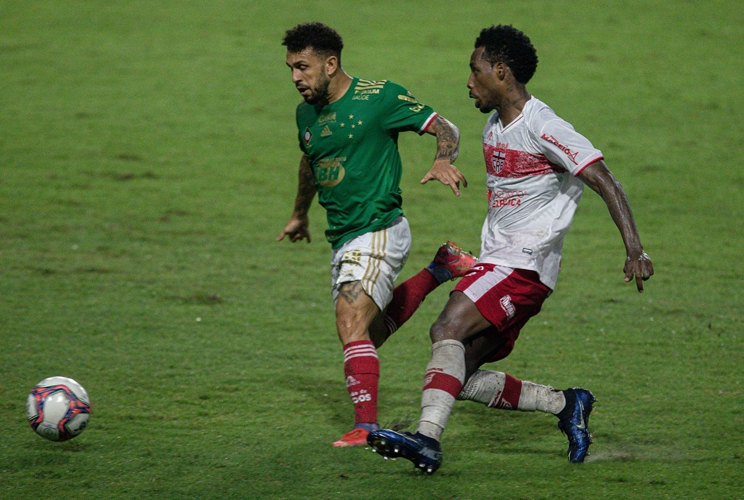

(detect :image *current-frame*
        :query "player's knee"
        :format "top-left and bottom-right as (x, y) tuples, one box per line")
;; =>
(336, 315), (363, 341)
(335, 305), (376, 344)
(429, 313), (462, 343)
(429, 294), (487, 344)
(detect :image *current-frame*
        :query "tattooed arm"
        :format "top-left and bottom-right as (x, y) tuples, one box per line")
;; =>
(421, 115), (468, 196)
(578, 160), (654, 291)
(276, 154), (316, 243)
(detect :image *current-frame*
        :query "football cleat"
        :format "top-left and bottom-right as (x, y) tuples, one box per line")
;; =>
(332, 427), (370, 447)
(557, 388), (596, 463)
(426, 240), (477, 283)
(367, 429), (443, 474)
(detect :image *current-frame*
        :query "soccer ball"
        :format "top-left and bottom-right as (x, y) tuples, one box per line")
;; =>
(26, 376), (91, 441)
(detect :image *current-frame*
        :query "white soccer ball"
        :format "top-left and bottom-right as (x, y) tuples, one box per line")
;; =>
(26, 376), (91, 441)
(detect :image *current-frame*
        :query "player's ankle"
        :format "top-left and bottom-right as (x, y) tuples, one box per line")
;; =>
(425, 264), (453, 284)
(354, 422), (379, 432)
(556, 389), (576, 420)
(414, 431), (441, 447)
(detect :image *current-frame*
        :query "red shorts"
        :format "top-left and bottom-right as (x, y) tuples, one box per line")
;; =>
(454, 263), (551, 362)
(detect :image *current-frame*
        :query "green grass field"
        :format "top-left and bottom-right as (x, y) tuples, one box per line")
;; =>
(1, 1), (742, 498)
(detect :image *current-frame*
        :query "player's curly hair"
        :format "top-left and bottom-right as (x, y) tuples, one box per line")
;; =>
(475, 25), (538, 84)
(282, 22), (344, 64)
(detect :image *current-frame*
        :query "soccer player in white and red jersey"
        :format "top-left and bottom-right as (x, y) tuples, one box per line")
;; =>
(368, 24), (654, 473)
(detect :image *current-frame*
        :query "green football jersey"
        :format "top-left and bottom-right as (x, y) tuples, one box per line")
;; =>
(296, 77), (437, 248)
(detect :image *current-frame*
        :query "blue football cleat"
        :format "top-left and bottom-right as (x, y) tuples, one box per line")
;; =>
(558, 388), (596, 463)
(367, 429), (443, 474)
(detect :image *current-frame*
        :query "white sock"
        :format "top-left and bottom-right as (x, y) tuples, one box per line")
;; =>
(518, 380), (566, 414)
(458, 370), (566, 414)
(417, 340), (466, 442)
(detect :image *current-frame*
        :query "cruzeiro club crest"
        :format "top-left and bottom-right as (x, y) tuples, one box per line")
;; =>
(491, 149), (506, 174)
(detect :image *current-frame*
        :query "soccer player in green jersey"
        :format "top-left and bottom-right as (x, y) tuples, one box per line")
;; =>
(276, 22), (473, 447)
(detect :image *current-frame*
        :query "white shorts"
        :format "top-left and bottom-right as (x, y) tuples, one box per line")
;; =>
(331, 216), (411, 311)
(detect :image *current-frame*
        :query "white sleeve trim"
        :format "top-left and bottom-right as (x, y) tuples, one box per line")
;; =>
(419, 112), (439, 135)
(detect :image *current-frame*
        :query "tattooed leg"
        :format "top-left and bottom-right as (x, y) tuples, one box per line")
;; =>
(335, 281), (381, 345)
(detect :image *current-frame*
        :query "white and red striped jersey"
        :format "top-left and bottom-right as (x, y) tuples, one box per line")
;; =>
(478, 97), (603, 290)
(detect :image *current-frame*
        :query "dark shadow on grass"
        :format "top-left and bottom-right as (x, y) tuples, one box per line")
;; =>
(165, 293), (223, 305)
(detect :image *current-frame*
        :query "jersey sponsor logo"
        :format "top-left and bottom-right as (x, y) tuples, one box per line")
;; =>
(303, 127), (312, 146)
(397, 94), (418, 104)
(541, 133), (579, 165)
(356, 79), (386, 86)
(483, 143), (566, 177)
(321, 125), (332, 137)
(409, 103), (425, 113)
(499, 295), (515, 320)
(315, 157), (346, 187)
(352, 95), (369, 100)
(318, 112), (336, 125)
(355, 79), (386, 95)
(488, 189), (526, 208)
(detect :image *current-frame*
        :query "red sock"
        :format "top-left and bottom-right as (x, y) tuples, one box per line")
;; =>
(384, 269), (440, 334)
(490, 373), (523, 410)
(343, 340), (380, 425)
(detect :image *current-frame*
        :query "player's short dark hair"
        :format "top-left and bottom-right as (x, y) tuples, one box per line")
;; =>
(282, 22), (344, 64)
(475, 25), (538, 84)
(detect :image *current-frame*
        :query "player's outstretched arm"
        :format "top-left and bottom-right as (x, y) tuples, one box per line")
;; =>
(422, 116), (468, 196)
(276, 154), (316, 243)
(577, 160), (654, 292)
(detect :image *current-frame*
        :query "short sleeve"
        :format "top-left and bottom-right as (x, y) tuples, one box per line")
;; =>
(380, 81), (438, 135)
(533, 109), (603, 176)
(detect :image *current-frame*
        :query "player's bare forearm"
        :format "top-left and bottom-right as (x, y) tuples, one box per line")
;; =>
(422, 116), (467, 196)
(292, 154), (316, 217)
(429, 115), (460, 162)
(276, 155), (316, 243)
(578, 160), (654, 291)
(580, 162), (641, 252)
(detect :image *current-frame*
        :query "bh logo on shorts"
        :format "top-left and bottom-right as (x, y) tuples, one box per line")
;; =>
(500, 295), (515, 320)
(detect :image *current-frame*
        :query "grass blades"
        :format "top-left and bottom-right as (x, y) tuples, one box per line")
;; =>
(1, 1), (742, 498)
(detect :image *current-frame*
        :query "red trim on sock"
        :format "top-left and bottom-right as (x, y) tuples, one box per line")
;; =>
(492, 373), (523, 410)
(423, 370), (463, 398)
(343, 340), (379, 425)
(384, 269), (440, 333)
